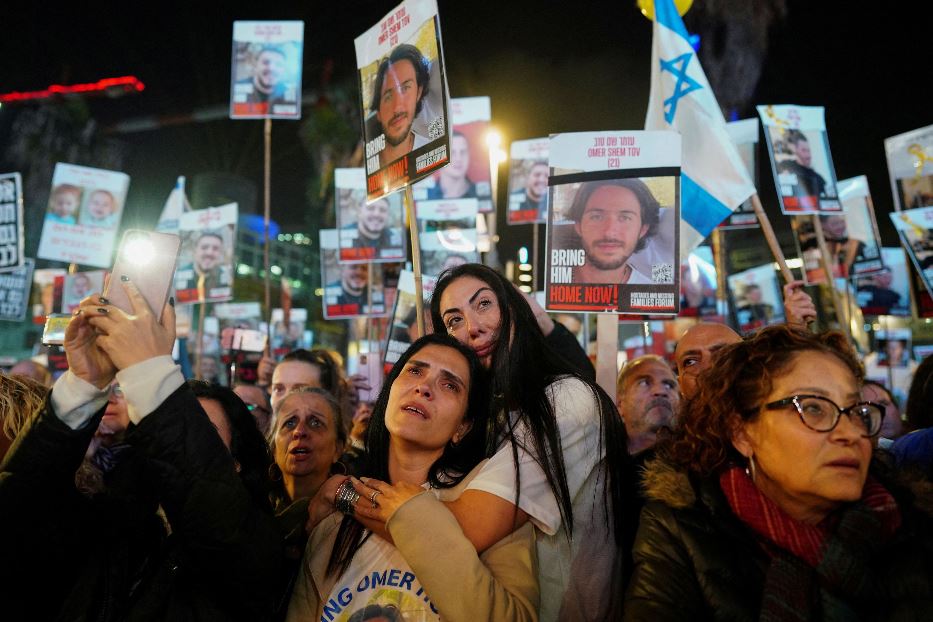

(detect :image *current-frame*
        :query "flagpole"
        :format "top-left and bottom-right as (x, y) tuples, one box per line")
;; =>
(751, 194), (793, 284)
(404, 186), (425, 338)
(812, 214), (851, 339)
(532, 223), (540, 291)
(263, 118), (272, 344)
(711, 227), (729, 317)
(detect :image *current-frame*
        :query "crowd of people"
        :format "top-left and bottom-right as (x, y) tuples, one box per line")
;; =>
(1, 263), (932, 621)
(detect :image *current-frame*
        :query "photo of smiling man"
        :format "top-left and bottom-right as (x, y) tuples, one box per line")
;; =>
(335, 168), (405, 263)
(230, 21), (303, 120)
(174, 203), (237, 304)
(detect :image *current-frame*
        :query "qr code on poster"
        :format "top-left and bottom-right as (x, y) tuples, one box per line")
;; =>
(428, 115), (445, 139)
(652, 263), (674, 284)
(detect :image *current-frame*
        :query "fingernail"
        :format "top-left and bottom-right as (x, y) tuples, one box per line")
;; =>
(120, 275), (130, 282)
(97, 308), (108, 314)
(98, 296), (109, 304)
(73, 309), (82, 316)
(169, 296), (175, 307)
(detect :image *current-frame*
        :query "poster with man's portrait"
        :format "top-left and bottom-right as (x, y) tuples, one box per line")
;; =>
(874, 328), (912, 368)
(890, 205), (933, 300)
(855, 248), (911, 318)
(679, 246), (719, 318)
(415, 197), (479, 277)
(757, 105), (841, 214)
(174, 203), (238, 305)
(884, 124), (933, 211)
(230, 21), (304, 120)
(62, 270), (106, 314)
(412, 96), (493, 213)
(270, 307), (309, 356)
(320, 229), (388, 319)
(545, 131), (681, 315)
(335, 168), (406, 263)
(720, 119), (760, 229)
(356, 0), (450, 201)
(37, 163), (130, 268)
(383, 269), (436, 374)
(727, 263), (785, 334)
(507, 138), (549, 225)
(0, 173), (24, 270)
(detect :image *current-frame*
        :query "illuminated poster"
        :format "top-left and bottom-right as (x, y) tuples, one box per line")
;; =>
(37, 163), (130, 268)
(336, 168), (406, 263)
(355, 0), (450, 201)
(545, 130), (681, 314)
(506, 138), (549, 225)
(230, 21), (304, 120)
(757, 105), (841, 214)
(173, 203), (238, 304)
(415, 197), (479, 277)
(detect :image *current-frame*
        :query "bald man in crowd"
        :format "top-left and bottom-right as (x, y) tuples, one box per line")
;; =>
(616, 355), (680, 456)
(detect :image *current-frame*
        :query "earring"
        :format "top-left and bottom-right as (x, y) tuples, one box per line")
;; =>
(745, 455), (757, 482)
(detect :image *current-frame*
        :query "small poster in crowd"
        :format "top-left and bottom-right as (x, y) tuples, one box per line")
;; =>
(31, 267), (66, 324)
(884, 124), (933, 211)
(720, 119), (760, 229)
(757, 105), (841, 214)
(679, 246), (718, 318)
(0, 173), (24, 270)
(874, 328), (912, 368)
(545, 130), (681, 314)
(855, 248), (911, 317)
(174, 203), (238, 304)
(383, 269), (436, 374)
(62, 270), (106, 313)
(270, 307), (309, 356)
(415, 197), (479, 277)
(320, 229), (389, 319)
(0, 258), (33, 322)
(413, 96), (493, 213)
(728, 263), (785, 334)
(890, 205), (933, 299)
(349, 350), (385, 403)
(37, 163), (130, 268)
(230, 21), (304, 120)
(355, 0), (450, 201)
(506, 138), (549, 225)
(336, 168), (406, 263)
(214, 302), (262, 332)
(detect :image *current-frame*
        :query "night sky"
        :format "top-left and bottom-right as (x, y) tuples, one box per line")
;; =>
(0, 0), (925, 266)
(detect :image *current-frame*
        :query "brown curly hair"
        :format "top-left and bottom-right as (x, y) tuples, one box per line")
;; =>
(660, 325), (863, 476)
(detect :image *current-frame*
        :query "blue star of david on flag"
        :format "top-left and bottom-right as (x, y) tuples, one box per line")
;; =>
(660, 52), (702, 124)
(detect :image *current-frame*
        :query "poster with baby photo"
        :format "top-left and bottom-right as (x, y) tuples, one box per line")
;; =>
(335, 168), (406, 263)
(320, 229), (389, 319)
(412, 96), (493, 213)
(0, 173), (24, 271)
(415, 197), (479, 277)
(230, 21), (304, 120)
(37, 163), (130, 268)
(884, 124), (933, 212)
(62, 270), (106, 314)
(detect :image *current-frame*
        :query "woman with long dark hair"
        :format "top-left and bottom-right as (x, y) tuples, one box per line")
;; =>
(428, 263), (635, 621)
(287, 334), (537, 621)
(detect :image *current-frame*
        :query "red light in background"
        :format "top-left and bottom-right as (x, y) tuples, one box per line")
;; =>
(0, 76), (145, 104)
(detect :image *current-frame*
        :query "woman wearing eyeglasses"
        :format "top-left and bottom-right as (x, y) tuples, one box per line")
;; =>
(624, 325), (933, 621)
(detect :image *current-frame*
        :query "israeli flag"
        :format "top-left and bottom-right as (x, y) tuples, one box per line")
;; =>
(645, 0), (756, 254)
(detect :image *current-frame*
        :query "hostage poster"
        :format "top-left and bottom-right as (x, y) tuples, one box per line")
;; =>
(545, 131), (681, 314)
(720, 119), (760, 229)
(336, 168), (406, 263)
(355, 0), (450, 201)
(506, 138), (549, 225)
(415, 197), (479, 277)
(230, 21), (304, 120)
(320, 229), (389, 319)
(173, 203), (238, 304)
(884, 124), (933, 211)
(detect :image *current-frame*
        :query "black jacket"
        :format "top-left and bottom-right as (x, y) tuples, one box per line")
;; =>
(0, 384), (282, 621)
(624, 458), (933, 621)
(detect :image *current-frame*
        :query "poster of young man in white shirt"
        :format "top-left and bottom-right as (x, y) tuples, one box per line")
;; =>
(356, 0), (450, 202)
(335, 168), (406, 263)
(230, 21), (303, 120)
(414, 197), (479, 277)
(545, 131), (681, 315)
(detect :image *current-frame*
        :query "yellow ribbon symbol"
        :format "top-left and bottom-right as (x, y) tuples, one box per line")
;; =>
(898, 212), (925, 239)
(908, 143), (930, 178)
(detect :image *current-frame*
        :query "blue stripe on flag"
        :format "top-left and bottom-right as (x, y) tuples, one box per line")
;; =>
(655, 0), (690, 42)
(682, 174), (733, 237)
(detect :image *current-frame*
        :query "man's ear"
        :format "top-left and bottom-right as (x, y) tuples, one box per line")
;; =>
(574, 222), (583, 238)
(638, 223), (649, 240)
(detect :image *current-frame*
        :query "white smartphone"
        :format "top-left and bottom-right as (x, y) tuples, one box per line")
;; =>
(104, 230), (181, 316)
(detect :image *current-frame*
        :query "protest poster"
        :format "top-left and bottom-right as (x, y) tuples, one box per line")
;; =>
(320, 229), (389, 319)
(884, 124), (933, 211)
(412, 96), (493, 213)
(31, 268), (66, 324)
(0, 258), (33, 322)
(728, 263), (785, 334)
(720, 119), (760, 229)
(506, 138), (549, 225)
(545, 131), (681, 314)
(679, 246), (718, 318)
(890, 205), (933, 299)
(757, 105), (841, 214)
(415, 197), (479, 277)
(356, 0), (450, 201)
(37, 163), (129, 268)
(855, 248), (911, 317)
(336, 168), (406, 263)
(834, 176), (884, 277)
(62, 270), (106, 313)
(874, 328), (912, 368)
(348, 350), (385, 403)
(270, 307), (309, 356)
(230, 21), (304, 120)
(0, 173), (24, 270)
(214, 302), (262, 332)
(174, 203), (238, 305)
(383, 269), (436, 374)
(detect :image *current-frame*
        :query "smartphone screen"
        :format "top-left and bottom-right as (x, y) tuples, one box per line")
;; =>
(104, 230), (181, 316)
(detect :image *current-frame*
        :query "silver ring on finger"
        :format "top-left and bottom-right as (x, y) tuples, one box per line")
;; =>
(370, 490), (381, 508)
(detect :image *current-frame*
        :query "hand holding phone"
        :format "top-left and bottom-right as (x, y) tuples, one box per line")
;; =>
(104, 230), (180, 317)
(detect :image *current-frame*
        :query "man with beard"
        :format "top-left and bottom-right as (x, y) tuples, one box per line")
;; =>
(777, 131), (828, 206)
(568, 178), (660, 284)
(819, 213), (868, 278)
(345, 197), (402, 252)
(236, 45), (293, 108)
(509, 161), (549, 222)
(370, 44), (432, 167)
(426, 131), (476, 199)
(327, 263), (369, 314)
(174, 230), (231, 303)
(616, 355), (679, 456)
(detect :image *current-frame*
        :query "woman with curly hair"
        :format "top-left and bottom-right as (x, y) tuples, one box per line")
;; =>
(625, 325), (933, 621)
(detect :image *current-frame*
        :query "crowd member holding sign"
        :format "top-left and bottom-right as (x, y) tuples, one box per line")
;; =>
(567, 178), (660, 284)
(288, 334), (537, 621)
(371, 43), (432, 167)
(0, 280), (282, 620)
(428, 263), (634, 621)
(625, 326), (933, 620)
